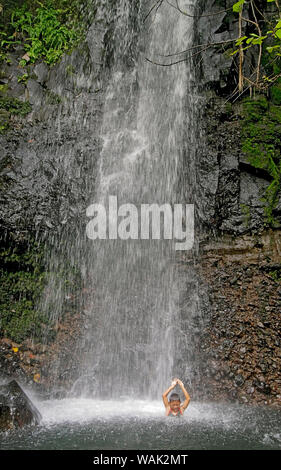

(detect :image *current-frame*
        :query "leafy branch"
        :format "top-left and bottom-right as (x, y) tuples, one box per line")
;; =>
(232, 0), (281, 92)
(145, 0), (281, 96)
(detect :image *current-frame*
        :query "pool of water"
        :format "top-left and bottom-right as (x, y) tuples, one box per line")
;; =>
(0, 398), (280, 450)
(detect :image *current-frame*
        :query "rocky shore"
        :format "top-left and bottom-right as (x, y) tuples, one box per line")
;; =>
(197, 230), (281, 407)
(0, 308), (84, 398)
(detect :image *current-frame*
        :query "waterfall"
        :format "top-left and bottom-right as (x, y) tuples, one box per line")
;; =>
(40, 0), (200, 400)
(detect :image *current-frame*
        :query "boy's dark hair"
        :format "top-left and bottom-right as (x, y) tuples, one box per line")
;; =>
(169, 393), (180, 402)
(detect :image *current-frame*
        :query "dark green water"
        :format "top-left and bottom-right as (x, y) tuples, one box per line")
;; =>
(0, 399), (280, 450)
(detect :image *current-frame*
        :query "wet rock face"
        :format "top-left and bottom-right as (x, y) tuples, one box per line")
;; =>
(194, 0), (281, 236)
(0, 24), (106, 234)
(0, 380), (42, 430)
(191, 1), (281, 408)
(197, 231), (281, 407)
(196, 96), (274, 236)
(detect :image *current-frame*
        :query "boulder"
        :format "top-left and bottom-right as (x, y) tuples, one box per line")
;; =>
(0, 380), (42, 431)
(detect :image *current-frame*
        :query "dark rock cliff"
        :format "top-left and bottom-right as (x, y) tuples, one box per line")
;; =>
(195, 0), (281, 236)
(192, 0), (281, 406)
(0, 28), (104, 234)
(0, 2), (108, 392)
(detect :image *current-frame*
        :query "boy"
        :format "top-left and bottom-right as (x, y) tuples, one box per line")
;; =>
(162, 378), (190, 416)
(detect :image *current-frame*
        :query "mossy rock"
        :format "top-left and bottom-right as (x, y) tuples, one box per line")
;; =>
(0, 236), (48, 343)
(241, 94), (281, 224)
(0, 84), (9, 96)
(45, 90), (62, 105)
(268, 103), (281, 122)
(241, 95), (281, 169)
(0, 109), (10, 132)
(270, 84), (281, 106)
(0, 232), (83, 344)
(0, 96), (32, 116)
(241, 95), (268, 121)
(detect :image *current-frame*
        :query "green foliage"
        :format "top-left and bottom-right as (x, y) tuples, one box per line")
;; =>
(0, 124), (9, 134)
(0, 110), (10, 133)
(17, 72), (29, 83)
(241, 95), (281, 225)
(240, 203), (251, 228)
(270, 82), (281, 105)
(0, 238), (48, 343)
(232, 0), (281, 86)
(0, 95), (32, 116)
(0, 49), (11, 65)
(45, 89), (62, 105)
(269, 268), (281, 282)
(0, 95), (32, 132)
(11, 2), (83, 65)
(0, 83), (8, 94)
(233, 0), (245, 13)
(0, 1), (85, 66)
(0, 232), (83, 343)
(241, 95), (268, 120)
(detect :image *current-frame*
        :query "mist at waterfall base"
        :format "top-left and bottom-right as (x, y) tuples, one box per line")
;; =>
(0, 396), (280, 450)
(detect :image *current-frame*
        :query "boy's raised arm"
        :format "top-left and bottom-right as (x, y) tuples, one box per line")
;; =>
(177, 379), (190, 410)
(162, 380), (177, 408)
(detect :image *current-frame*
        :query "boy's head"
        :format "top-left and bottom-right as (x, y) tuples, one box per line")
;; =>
(169, 393), (181, 412)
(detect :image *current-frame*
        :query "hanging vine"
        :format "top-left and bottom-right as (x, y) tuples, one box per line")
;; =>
(232, 0), (281, 92)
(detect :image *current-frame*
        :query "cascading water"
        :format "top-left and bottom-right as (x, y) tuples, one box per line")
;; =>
(33, 0), (202, 400)
(67, 0), (200, 399)
(2, 0), (281, 453)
